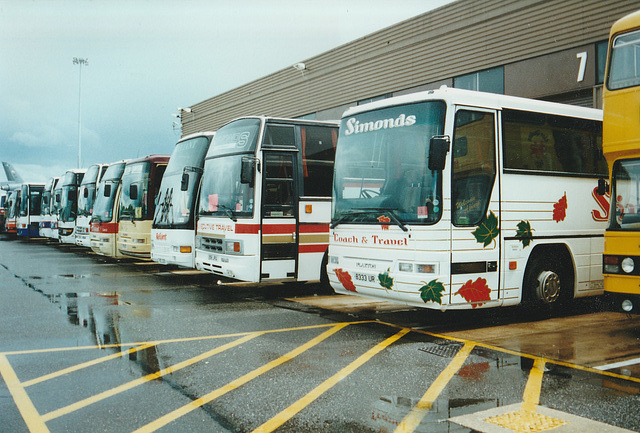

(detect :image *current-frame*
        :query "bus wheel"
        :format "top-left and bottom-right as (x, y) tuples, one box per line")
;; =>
(524, 250), (571, 308)
(317, 251), (334, 295)
(535, 270), (561, 304)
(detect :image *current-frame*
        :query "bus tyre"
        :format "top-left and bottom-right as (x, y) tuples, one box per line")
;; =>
(317, 251), (334, 295)
(524, 250), (572, 308)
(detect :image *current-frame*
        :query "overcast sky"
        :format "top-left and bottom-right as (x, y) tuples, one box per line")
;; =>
(0, 0), (452, 183)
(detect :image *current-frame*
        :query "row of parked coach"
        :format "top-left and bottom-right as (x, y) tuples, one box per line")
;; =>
(1, 115), (339, 287)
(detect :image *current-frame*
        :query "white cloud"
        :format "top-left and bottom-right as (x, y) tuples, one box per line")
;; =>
(9, 124), (68, 149)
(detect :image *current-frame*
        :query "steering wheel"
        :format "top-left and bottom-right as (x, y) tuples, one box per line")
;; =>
(360, 189), (380, 198)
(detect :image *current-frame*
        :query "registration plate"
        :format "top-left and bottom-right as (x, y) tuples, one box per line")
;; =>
(354, 272), (376, 283)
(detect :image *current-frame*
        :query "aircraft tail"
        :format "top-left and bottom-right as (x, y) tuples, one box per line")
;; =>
(2, 162), (24, 183)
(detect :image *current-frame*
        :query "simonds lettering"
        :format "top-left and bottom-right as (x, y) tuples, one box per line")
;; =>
(344, 113), (417, 136)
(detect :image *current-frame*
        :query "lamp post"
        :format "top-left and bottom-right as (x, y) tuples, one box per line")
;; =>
(73, 57), (88, 169)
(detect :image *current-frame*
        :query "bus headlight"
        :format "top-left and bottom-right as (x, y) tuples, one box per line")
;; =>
(399, 262), (437, 274)
(399, 263), (413, 272)
(59, 228), (74, 236)
(622, 257), (635, 274)
(224, 239), (243, 255)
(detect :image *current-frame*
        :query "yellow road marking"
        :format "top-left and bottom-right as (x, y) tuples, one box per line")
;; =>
(42, 332), (263, 422)
(252, 328), (411, 433)
(3, 319), (636, 433)
(22, 343), (156, 388)
(0, 355), (50, 433)
(394, 342), (475, 433)
(133, 322), (350, 433)
(379, 320), (640, 385)
(0, 321), (374, 356)
(522, 358), (545, 413)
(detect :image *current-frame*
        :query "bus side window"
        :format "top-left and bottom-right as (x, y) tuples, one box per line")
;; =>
(263, 153), (295, 217)
(451, 109), (496, 226)
(300, 126), (337, 197)
(503, 110), (605, 177)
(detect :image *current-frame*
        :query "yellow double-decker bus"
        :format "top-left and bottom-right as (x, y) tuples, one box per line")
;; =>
(602, 10), (640, 313)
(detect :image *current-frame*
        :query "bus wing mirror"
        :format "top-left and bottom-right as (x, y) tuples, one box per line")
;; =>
(130, 184), (138, 201)
(428, 135), (450, 171)
(597, 178), (609, 196)
(83, 187), (89, 198)
(181, 172), (189, 191)
(241, 157), (258, 186)
(103, 184), (111, 197)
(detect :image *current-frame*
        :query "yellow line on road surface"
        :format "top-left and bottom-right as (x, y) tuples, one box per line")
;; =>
(394, 342), (476, 433)
(41, 332), (263, 422)
(0, 321), (374, 356)
(380, 320), (640, 385)
(22, 343), (156, 388)
(133, 323), (350, 433)
(252, 328), (411, 433)
(0, 355), (50, 433)
(522, 358), (545, 413)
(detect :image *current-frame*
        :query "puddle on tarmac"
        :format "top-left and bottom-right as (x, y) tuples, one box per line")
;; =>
(39, 290), (164, 378)
(53, 274), (93, 279)
(44, 291), (122, 345)
(28, 274), (95, 280)
(129, 344), (164, 376)
(370, 394), (499, 432)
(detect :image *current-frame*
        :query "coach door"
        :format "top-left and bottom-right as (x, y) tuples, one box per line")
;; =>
(449, 107), (501, 308)
(260, 150), (299, 281)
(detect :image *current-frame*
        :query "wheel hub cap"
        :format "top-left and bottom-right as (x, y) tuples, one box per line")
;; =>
(537, 270), (560, 304)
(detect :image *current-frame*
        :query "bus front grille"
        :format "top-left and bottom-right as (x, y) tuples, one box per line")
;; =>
(200, 236), (223, 253)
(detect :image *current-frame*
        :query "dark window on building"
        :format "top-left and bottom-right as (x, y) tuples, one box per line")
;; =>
(454, 66), (504, 94)
(357, 93), (392, 105)
(596, 40), (608, 85)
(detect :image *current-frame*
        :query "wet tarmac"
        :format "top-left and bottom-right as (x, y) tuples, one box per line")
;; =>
(1, 234), (640, 432)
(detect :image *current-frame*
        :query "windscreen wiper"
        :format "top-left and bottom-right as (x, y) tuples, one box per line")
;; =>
(330, 207), (408, 232)
(217, 204), (237, 222)
(330, 210), (369, 229)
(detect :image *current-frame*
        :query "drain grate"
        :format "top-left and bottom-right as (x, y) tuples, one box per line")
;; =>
(419, 340), (464, 358)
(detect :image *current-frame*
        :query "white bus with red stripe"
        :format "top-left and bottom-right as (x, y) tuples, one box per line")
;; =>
(90, 160), (127, 258)
(195, 116), (338, 283)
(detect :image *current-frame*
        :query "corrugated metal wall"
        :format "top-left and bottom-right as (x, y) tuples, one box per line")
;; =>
(181, 0), (640, 136)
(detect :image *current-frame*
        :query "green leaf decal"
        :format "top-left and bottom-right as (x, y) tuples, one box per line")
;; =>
(419, 279), (445, 304)
(472, 211), (499, 247)
(515, 220), (534, 248)
(378, 270), (394, 290)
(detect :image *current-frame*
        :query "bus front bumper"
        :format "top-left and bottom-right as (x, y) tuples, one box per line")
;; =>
(195, 250), (259, 282)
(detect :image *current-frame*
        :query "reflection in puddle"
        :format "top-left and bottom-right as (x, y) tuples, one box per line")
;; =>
(45, 292), (121, 347)
(52, 274), (92, 279)
(369, 342), (529, 432)
(129, 344), (163, 376)
(370, 394), (499, 432)
(35, 288), (162, 379)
